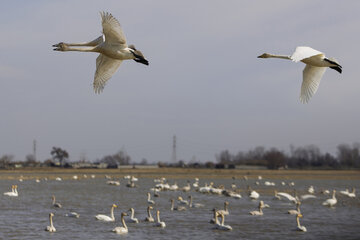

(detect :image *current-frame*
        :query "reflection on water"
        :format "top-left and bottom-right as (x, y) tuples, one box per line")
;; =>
(0, 176), (359, 240)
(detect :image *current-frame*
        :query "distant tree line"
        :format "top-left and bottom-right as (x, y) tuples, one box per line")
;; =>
(1, 143), (360, 169)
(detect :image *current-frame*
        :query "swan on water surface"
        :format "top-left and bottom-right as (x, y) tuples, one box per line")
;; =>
(147, 192), (155, 204)
(65, 212), (80, 218)
(258, 46), (342, 103)
(145, 206), (155, 222)
(214, 212), (232, 231)
(322, 190), (337, 207)
(3, 185), (18, 197)
(296, 213), (307, 232)
(53, 12), (149, 94)
(250, 201), (265, 216)
(170, 199), (186, 211)
(45, 213), (56, 232)
(112, 212), (128, 234)
(288, 201), (301, 215)
(52, 195), (62, 208)
(188, 195), (204, 208)
(128, 208), (139, 223)
(95, 204), (117, 222)
(154, 210), (166, 228)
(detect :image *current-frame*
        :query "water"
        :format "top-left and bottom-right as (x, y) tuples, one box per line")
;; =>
(1, 175), (359, 240)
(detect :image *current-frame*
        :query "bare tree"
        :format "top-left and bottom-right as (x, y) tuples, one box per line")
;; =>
(51, 147), (69, 167)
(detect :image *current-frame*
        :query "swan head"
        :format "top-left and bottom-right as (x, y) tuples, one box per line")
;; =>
(297, 213), (303, 218)
(49, 213), (55, 217)
(148, 206), (153, 210)
(128, 44), (149, 65)
(257, 53), (272, 58)
(121, 212), (128, 217)
(112, 204), (118, 208)
(177, 196), (183, 201)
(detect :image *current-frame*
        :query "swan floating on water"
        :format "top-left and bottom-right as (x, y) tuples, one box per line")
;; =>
(322, 190), (337, 207)
(288, 201), (301, 215)
(258, 46), (342, 103)
(128, 208), (139, 223)
(145, 206), (155, 222)
(147, 192), (155, 204)
(188, 195), (204, 208)
(112, 212), (128, 234)
(170, 199), (186, 211)
(65, 212), (80, 218)
(154, 210), (166, 228)
(53, 12), (149, 94)
(348, 188), (356, 198)
(45, 213), (56, 232)
(250, 201), (265, 216)
(214, 212), (232, 231)
(308, 186), (315, 194)
(296, 213), (307, 232)
(3, 185), (18, 197)
(95, 204), (117, 222)
(52, 195), (62, 208)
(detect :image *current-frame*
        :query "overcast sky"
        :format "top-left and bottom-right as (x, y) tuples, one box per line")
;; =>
(1, 1), (359, 163)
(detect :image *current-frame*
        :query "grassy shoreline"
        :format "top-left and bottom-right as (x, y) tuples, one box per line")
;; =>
(0, 168), (359, 180)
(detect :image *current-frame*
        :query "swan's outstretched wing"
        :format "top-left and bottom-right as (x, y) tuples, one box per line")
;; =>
(100, 12), (127, 45)
(94, 54), (123, 94)
(291, 46), (323, 62)
(300, 65), (326, 103)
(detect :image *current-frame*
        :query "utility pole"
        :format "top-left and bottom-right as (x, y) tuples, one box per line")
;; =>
(171, 135), (177, 163)
(33, 139), (37, 161)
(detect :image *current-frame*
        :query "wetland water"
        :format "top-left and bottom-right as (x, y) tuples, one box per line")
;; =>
(0, 171), (359, 240)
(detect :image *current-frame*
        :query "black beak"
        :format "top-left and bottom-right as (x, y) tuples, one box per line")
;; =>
(134, 57), (149, 65)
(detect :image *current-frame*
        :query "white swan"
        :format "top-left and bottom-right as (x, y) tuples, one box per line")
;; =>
(3, 185), (18, 197)
(217, 201), (229, 216)
(65, 212), (80, 218)
(296, 214), (307, 232)
(170, 199), (186, 211)
(277, 191), (298, 203)
(177, 196), (189, 205)
(128, 208), (139, 223)
(52, 195), (62, 208)
(95, 204), (117, 222)
(145, 206), (155, 222)
(300, 194), (317, 200)
(45, 213), (56, 232)
(182, 182), (191, 192)
(106, 180), (120, 186)
(147, 192), (155, 204)
(308, 186), (315, 194)
(322, 190), (337, 207)
(288, 201), (301, 215)
(53, 12), (149, 94)
(112, 212), (128, 234)
(154, 210), (166, 228)
(258, 46), (342, 103)
(250, 201), (264, 216)
(188, 195), (204, 208)
(249, 190), (260, 200)
(348, 188), (356, 198)
(340, 189), (350, 196)
(274, 190), (282, 200)
(214, 212), (232, 231)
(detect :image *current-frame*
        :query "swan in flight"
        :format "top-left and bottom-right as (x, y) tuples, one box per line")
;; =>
(322, 190), (337, 207)
(52, 195), (62, 208)
(217, 201), (229, 216)
(300, 194), (317, 200)
(128, 208), (139, 223)
(45, 213), (56, 232)
(250, 201), (265, 216)
(112, 212), (128, 234)
(296, 214), (307, 232)
(258, 46), (342, 103)
(53, 12), (149, 94)
(95, 204), (117, 222)
(154, 210), (166, 228)
(277, 191), (298, 203)
(145, 206), (155, 222)
(3, 185), (18, 197)
(147, 192), (155, 204)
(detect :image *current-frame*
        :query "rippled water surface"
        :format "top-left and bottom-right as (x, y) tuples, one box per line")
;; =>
(1, 174), (359, 240)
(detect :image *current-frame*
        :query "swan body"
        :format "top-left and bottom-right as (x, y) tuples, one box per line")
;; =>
(249, 190), (260, 200)
(128, 208), (139, 223)
(170, 199), (186, 211)
(182, 183), (191, 192)
(95, 204), (117, 222)
(4, 185), (18, 197)
(53, 12), (148, 94)
(154, 210), (166, 228)
(288, 202), (301, 215)
(348, 188), (356, 198)
(106, 180), (120, 186)
(65, 212), (80, 218)
(112, 212), (128, 234)
(277, 192), (298, 203)
(250, 201), (264, 216)
(258, 46), (342, 103)
(188, 195), (204, 208)
(147, 192), (155, 204)
(214, 212), (232, 231)
(300, 194), (317, 200)
(308, 186), (315, 194)
(45, 213), (56, 232)
(322, 190), (337, 207)
(52, 195), (62, 208)
(145, 206), (154, 222)
(296, 214), (307, 232)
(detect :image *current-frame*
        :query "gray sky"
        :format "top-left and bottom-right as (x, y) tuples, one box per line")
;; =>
(1, 0), (359, 163)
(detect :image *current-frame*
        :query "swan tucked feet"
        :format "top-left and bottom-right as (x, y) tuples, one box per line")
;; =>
(53, 42), (68, 51)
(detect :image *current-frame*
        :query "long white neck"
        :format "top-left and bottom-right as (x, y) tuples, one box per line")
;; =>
(296, 204), (301, 213)
(131, 209), (135, 218)
(63, 46), (99, 52)
(264, 54), (291, 60)
(215, 213), (219, 225)
(296, 216), (301, 228)
(14, 187), (18, 194)
(147, 194), (151, 201)
(258, 205), (263, 213)
(220, 214), (225, 225)
(49, 215), (54, 228)
(110, 206), (115, 220)
(189, 197), (193, 208)
(171, 201), (174, 210)
(121, 215), (127, 230)
(147, 208), (152, 218)
(156, 211), (161, 223)
(332, 191), (336, 199)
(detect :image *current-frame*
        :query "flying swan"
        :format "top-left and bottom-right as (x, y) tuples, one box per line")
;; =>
(258, 46), (342, 103)
(53, 12), (149, 93)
